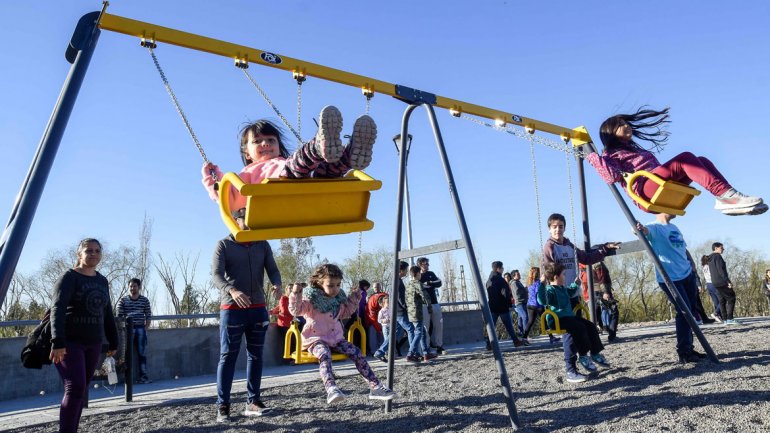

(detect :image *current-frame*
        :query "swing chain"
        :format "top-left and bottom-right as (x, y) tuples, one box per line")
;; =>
(240, 67), (304, 144)
(459, 114), (588, 158)
(528, 140), (544, 251)
(564, 147), (580, 272)
(362, 88), (374, 115)
(145, 45), (216, 180)
(294, 71), (306, 140)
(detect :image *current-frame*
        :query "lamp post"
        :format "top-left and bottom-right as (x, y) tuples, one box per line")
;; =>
(392, 134), (414, 262)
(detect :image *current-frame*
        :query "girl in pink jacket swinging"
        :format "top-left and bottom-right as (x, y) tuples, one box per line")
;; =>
(288, 264), (395, 405)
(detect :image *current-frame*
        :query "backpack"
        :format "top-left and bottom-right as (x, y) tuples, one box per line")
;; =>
(20, 309), (53, 369)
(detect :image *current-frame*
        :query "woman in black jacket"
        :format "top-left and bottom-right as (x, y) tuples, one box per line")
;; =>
(50, 238), (118, 433)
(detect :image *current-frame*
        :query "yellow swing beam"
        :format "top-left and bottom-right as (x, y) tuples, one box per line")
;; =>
(283, 317), (367, 365)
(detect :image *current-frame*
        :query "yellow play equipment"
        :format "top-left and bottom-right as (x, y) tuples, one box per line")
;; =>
(218, 170), (382, 242)
(623, 170), (701, 216)
(283, 317), (367, 365)
(540, 302), (592, 336)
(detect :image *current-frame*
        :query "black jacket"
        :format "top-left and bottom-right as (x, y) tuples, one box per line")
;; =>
(707, 253), (731, 288)
(419, 271), (442, 304)
(486, 271), (513, 314)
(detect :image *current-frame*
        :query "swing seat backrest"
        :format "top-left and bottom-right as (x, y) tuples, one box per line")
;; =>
(540, 307), (565, 335)
(218, 170), (382, 242)
(624, 170), (701, 216)
(283, 317), (367, 365)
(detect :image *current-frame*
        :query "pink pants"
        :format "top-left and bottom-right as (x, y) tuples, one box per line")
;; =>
(642, 152), (732, 199)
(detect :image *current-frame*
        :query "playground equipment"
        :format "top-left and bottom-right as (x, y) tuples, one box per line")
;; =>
(283, 317), (367, 364)
(622, 170), (701, 216)
(540, 302), (592, 336)
(0, 4), (721, 431)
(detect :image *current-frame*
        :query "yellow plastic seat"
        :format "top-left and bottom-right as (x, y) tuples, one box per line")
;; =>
(539, 303), (592, 336)
(218, 170), (382, 242)
(624, 170), (701, 216)
(283, 317), (367, 365)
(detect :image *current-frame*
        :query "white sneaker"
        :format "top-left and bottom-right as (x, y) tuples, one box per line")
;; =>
(715, 190), (763, 211)
(347, 115), (377, 170)
(326, 386), (346, 404)
(710, 314), (722, 323)
(314, 106), (344, 163)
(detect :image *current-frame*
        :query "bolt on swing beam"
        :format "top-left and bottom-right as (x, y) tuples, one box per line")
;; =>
(96, 11), (592, 145)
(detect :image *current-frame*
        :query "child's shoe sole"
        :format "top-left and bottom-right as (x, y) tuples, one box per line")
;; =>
(348, 115), (377, 170)
(721, 203), (768, 216)
(315, 106), (344, 163)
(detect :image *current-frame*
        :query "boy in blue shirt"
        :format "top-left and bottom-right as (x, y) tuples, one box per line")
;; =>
(538, 262), (609, 383)
(636, 213), (707, 364)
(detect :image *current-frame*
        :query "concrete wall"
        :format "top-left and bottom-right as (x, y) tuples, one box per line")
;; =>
(0, 308), (484, 402)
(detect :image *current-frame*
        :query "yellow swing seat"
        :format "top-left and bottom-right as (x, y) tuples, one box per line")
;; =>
(218, 170), (382, 242)
(283, 317), (367, 365)
(539, 302), (591, 336)
(624, 170), (701, 216)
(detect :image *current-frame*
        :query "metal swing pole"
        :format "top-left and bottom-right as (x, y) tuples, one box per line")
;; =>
(385, 103), (418, 414)
(424, 104), (521, 430)
(574, 147), (597, 325)
(0, 10), (104, 308)
(584, 143), (719, 363)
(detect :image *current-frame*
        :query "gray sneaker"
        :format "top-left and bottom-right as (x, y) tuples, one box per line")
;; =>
(326, 386), (346, 404)
(721, 202), (768, 216)
(242, 400), (271, 416)
(216, 404), (230, 423)
(347, 115), (377, 170)
(565, 371), (588, 383)
(369, 384), (396, 401)
(715, 190), (763, 211)
(314, 106), (344, 163)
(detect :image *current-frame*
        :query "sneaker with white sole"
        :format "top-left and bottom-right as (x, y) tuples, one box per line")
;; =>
(579, 355), (598, 372)
(565, 370), (588, 383)
(714, 189), (763, 211)
(369, 384), (396, 401)
(216, 404), (231, 423)
(710, 314), (722, 323)
(721, 202), (768, 216)
(326, 386), (346, 404)
(314, 106), (344, 163)
(346, 115), (377, 170)
(242, 400), (271, 417)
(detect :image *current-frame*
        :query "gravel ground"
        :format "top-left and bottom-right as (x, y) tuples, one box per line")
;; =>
(10, 320), (770, 433)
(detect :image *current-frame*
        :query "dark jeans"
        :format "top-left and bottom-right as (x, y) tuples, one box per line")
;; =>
(55, 341), (102, 433)
(659, 272), (697, 355)
(523, 305), (543, 338)
(217, 307), (269, 405)
(705, 283), (721, 317)
(559, 316), (603, 357)
(513, 305), (528, 337)
(715, 285), (736, 320)
(130, 325), (148, 377)
(490, 310), (520, 343)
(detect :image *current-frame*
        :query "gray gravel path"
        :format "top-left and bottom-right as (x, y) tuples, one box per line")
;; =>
(7, 319), (770, 433)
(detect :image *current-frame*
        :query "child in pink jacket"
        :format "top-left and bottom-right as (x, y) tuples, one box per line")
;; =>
(202, 106), (377, 212)
(288, 264), (395, 405)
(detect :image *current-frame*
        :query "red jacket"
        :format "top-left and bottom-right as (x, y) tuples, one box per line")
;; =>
(269, 295), (294, 328)
(365, 292), (387, 333)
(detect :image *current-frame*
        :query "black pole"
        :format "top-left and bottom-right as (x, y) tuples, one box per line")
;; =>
(385, 104), (418, 413)
(0, 11), (102, 308)
(424, 104), (520, 430)
(125, 321), (134, 402)
(575, 146), (597, 324)
(585, 142), (718, 363)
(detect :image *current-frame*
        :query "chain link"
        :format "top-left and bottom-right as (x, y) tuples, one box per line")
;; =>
(357, 231), (363, 274)
(146, 47), (213, 175)
(241, 68), (304, 144)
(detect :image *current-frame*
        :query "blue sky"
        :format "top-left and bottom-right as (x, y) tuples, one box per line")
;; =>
(2, 1), (769, 296)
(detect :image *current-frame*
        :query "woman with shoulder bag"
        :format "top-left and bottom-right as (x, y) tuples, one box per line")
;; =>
(50, 238), (118, 433)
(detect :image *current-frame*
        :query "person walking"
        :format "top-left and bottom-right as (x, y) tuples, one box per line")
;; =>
(707, 242), (738, 325)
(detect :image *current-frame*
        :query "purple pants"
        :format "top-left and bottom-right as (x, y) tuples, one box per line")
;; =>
(308, 340), (380, 392)
(643, 152), (732, 199)
(54, 341), (102, 433)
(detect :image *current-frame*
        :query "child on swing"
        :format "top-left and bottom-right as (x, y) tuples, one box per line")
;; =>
(202, 106), (377, 211)
(538, 262), (610, 383)
(587, 107), (765, 216)
(288, 263), (395, 404)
